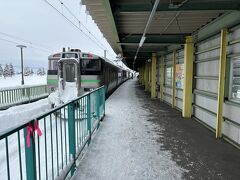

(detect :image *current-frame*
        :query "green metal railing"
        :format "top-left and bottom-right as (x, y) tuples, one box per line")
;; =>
(0, 86), (105, 180)
(0, 85), (48, 110)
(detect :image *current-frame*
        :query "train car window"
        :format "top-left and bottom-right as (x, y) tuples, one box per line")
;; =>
(52, 60), (58, 70)
(81, 59), (101, 75)
(62, 53), (78, 59)
(65, 63), (75, 82)
(48, 70), (58, 75)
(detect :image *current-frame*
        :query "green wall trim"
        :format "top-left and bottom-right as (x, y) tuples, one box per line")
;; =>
(194, 11), (240, 42)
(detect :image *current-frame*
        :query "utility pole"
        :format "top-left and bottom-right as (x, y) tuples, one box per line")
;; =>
(16, 45), (27, 85)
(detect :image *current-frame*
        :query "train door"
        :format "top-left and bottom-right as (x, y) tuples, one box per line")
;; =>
(64, 63), (76, 82)
(59, 59), (81, 98)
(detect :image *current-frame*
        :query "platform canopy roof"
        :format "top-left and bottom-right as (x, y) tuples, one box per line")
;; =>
(82, 0), (240, 69)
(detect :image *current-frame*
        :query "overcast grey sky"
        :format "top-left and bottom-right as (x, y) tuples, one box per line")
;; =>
(0, 0), (117, 68)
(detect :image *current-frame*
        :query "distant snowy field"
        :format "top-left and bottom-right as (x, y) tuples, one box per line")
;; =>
(0, 74), (47, 88)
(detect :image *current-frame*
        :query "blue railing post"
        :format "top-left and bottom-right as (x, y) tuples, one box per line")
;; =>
(24, 122), (37, 180)
(87, 95), (91, 145)
(68, 102), (76, 176)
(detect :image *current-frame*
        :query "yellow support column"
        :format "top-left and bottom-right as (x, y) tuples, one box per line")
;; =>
(142, 66), (145, 86)
(145, 61), (149, 91)
(216, 28), (228, 138)
(160, 56), (165, 101)
(151, 53), (157, 98)
(182, 36), (194, 118)
(172, 51), (177, 107)
(148, 62), (151, 93)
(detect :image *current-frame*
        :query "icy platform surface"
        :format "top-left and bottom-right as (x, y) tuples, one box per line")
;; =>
(73, 79), (240, 180)
(72, 80), (185, 180)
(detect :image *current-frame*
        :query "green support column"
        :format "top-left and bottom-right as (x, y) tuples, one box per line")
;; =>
(24, 122), (37, 180)
(160, 56), (165, 101)
(172, 51), (177, 107)
(145, 61), (149, 91)
(151, 53), (157, 98)
(216, 28), (228, 138)
(182, 36), (194, 118)
(87, 95), (91, 145)
(68, 102), (76, 176)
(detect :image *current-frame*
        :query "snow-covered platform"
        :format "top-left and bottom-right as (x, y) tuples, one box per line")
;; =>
(72, 79), (240, 180)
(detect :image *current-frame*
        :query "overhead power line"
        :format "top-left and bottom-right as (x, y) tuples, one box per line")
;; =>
(43, 0), (117, 59)
(0, 32), (53, 53)
(43, 0), (107, 51)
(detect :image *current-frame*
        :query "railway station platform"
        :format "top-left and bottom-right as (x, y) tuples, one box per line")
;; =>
(73, 79), (240, 180)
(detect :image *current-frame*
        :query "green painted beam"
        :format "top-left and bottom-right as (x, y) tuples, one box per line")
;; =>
(114, 1), (240, 12)
(194, 11), (240, 41)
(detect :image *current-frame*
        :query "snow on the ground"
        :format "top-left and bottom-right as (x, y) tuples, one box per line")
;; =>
(0, 74), (47, 89)
(60, 82), (78, 103)
(0, 98), (50, 134)
(73, 80), (186, 180)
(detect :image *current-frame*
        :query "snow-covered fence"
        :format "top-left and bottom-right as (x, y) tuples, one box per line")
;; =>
(0, 86), (105, 180)
(0, 85), (48, 110)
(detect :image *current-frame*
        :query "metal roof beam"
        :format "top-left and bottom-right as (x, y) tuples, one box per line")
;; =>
(123, 47), (167, 53)
(120, 34), (187, 44)
(115, 2), (240, 12)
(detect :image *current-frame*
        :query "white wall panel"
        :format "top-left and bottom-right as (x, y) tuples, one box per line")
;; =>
(176, 99), (183, 110)
(193, 106), (216, 129)
(195, 60), (219, 76)
(195, 79), (218, 93)
(223, 121), (240, 144)
(194, 94), (217, 113)
(223, 103), (240, 125)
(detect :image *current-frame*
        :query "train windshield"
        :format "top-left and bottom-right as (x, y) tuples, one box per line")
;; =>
(81, 59), (101, 75)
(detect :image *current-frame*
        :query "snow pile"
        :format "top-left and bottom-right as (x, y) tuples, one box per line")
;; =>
(0, 99), (50, 134)
(60, 82), (78, 103)
(48, 90), (61, 107)
(48, 82), (78, 107)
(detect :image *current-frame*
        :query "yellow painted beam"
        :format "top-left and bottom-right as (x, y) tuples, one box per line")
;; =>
(172, 51), (177, 108)
(151, 53), (157, 98)
(182, 36), (194, 118)
(160, 56), (165, 101)
(145, 61), (149, 91)
(216, 28), (228, 138)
